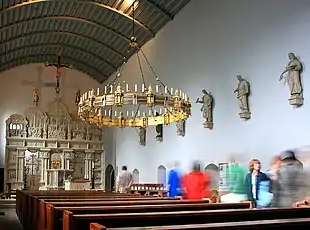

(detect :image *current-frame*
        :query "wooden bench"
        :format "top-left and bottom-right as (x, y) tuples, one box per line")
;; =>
(17, 191), (164, 230)
(37, 196), (178, 230)
(24, 194), (145, 230)
(91, 218), (310, 230)
(47, 202), (249, 230)
(63, 207), (310, 230)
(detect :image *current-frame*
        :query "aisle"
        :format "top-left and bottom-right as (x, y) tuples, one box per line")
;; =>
(0, 208), (23, 230)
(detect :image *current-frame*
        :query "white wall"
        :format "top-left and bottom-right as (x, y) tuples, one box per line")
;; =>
(104, 0), (310, 182)
(0, 64), (102, 168)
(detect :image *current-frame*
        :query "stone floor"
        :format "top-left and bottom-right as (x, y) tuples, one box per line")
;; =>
(0, 208), (23, 230)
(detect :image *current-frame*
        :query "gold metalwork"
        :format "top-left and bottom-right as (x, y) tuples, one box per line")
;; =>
(78, 84), (191, 128)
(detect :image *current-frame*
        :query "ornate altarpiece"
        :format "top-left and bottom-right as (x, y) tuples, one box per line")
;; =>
(4, 97), (105, 190)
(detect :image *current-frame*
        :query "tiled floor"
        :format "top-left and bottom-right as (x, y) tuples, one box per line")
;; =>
(0, 208), (23, 230)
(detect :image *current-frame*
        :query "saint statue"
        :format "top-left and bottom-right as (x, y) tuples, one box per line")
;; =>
(234, 75), (251, 119)
(139, 127), (146, 146)
(75, 89), (81, 106)
(279, 52), (303, 107)
(196, 89), (213, 129)
(33, 88), (39, 106)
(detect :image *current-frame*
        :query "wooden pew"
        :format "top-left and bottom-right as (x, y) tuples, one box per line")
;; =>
(16, 191), (155, 230)
(48, 202), (249, 230)
(40, 199), (197, 230)
(63, 207), (310, 230)
(25, 194), (142, 230)
(38, 196), (179, 230)
(91, 218), (310, 230)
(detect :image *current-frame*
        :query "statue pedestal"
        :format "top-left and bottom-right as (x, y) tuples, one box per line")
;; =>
(239, 111), (251, 120)
(289, 94), (303, 107)
(204, 122), (213, 129)
(65, 180), (91, 190)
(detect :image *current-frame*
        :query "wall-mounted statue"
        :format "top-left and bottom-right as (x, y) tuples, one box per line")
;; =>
(155, 112), (163, 142)
(196, 89), (213, 129)
(139, 127), (146, 146)
(176, 120), (186, 136)
(279, 52), (303, 107)
(234, 75), (251, 120)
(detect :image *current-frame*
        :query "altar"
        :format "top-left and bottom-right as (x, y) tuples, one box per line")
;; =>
(65, 180), (91, 190)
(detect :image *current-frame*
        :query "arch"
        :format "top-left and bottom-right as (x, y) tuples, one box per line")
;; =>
(105, 164), (115, 192)
(0, 54), (104, 81)
(2, 0), (153, 35)
(205, 163), (219, 190)
(157, 165), (167, 185)
(132, 169), (140, 183)
(3, 30), (124, 58)
(3, 42), (116, 72)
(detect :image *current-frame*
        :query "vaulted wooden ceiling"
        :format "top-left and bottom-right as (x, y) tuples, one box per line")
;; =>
(0, 0), (191, 83)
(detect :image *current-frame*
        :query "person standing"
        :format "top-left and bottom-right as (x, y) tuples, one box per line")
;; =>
(167, 162), (182, 197)
(182, 161), (211, 200)
(116, 166), (133, 194)
(277, 150), (303, 208)
(244, 159), (270, 207)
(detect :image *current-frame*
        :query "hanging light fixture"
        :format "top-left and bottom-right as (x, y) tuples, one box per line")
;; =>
(78, 0), (191, 130)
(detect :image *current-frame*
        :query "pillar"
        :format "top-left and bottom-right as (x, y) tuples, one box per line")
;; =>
(63, 150), (73, 170)
(40, 148), (51, 187)
(17, 148), (27, 183)
(84, 150), (94, 180)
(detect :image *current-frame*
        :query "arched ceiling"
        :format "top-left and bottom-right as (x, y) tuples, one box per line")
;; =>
(0, 0), (191, 83)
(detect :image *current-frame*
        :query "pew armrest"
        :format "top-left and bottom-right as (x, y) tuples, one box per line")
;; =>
(63, 210), (74, 230)
(90, 223), (107, 230)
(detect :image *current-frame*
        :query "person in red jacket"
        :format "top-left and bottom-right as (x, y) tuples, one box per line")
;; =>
(182, 161), (212, 200)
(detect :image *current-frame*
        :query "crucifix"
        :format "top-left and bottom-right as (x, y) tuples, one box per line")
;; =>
(44, 53), (73, 96)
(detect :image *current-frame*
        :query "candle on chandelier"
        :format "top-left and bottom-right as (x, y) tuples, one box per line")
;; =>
(142, 84), (145, 93)
(97, 88), (100, 95)
(159, 108), (162, 114)
(126, 84), (129, 92)
(104, 110), (107, 116)
(179, 90), (182, 97)
(98, 109), (102, 116)
(110, 85), (113, 93)
(170, 88), (173, 95)
(137, 111), (140, 116)
(156, 85), (159, 93)
(164, 86), (167, 94)
(108, 110), (111, 116)
(104, 86), (107, 94)
(149, 110), (151, 116)
(132, 111), (134, 117)
(88, 91), (91, 97)
(134, 84), (138, 92)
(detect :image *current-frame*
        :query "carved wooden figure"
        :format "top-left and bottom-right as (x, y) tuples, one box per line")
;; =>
(196, 89), (214, 129)
(234, 75), (251, 120)
(279, 52), (304, 107)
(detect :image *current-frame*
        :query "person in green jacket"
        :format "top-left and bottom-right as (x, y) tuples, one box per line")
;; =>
(221, 163), (247, 202)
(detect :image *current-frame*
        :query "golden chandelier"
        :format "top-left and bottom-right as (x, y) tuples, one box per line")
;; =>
(77, 0), (191, 129)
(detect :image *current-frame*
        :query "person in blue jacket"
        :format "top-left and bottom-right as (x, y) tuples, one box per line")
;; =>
(168, 162), (182, 197)
(245, 159), (270, 207)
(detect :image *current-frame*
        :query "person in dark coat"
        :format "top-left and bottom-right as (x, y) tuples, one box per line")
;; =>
(277, 150), (304, 208)
(244, 159), (270, 207)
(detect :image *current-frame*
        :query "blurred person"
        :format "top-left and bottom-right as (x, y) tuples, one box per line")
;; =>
(277, 150), (304, 208)
(116, 165), (133, 194)
(245, 159), (270, 207)
(182, 161), (211, 200)
(221, 162), (247, 203)
(265, 156), (281, 207)
(167, 161), (182, 197)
